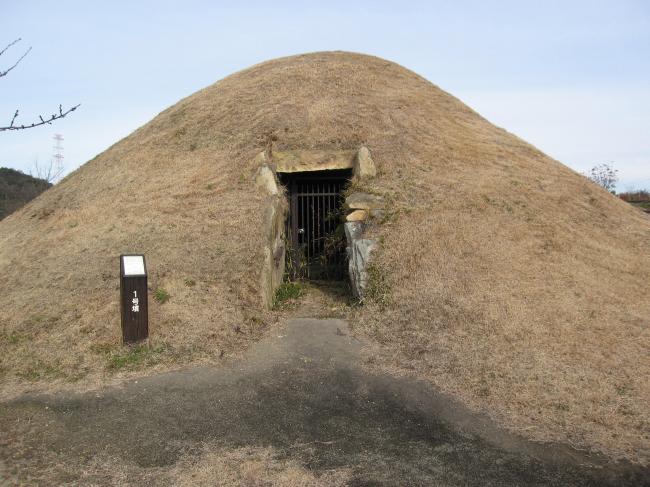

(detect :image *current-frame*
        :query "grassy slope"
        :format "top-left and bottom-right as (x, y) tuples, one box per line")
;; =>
(0, 52), (648, 463)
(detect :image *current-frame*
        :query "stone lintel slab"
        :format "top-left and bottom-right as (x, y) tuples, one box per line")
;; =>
(274, 150), (356, 173)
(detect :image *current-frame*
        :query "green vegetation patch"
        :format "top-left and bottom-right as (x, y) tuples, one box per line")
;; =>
(153, 288), (170, 304)
(273, 281), (304, 309)
(1, 330), (31, 345)
(91, 341), (168, 371)
(107, 343), (167, 371)
(630, 201), (650, 211)
(90, 342), (115, 355)
(16, 360), (64, 381)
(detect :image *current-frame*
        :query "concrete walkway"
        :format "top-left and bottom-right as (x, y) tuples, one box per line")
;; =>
(1, 319), (648, 486)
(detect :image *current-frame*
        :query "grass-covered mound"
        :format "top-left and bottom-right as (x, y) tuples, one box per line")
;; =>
(0, 51), (648, 463)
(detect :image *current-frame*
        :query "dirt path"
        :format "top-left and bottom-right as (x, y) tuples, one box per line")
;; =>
(1, 318), (648, 486)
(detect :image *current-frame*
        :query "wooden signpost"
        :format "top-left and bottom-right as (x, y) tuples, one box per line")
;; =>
(120, 254), (148, 343)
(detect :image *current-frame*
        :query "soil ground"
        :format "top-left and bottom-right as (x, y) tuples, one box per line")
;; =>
(1, 316), (647, 486)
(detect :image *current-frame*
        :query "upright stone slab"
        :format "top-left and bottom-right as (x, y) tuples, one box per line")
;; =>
(259, 195), (287, 308)
(255, 164), (279, 196)
(345, 222), (378, 299)
(353, 146), (377, 180)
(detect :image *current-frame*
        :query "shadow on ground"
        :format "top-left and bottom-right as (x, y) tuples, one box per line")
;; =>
(1, 319), (648, 486)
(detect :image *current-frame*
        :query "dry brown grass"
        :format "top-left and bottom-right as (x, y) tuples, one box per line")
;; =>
(0, 52), (648, 463)
(4, 433), (349, 486)
(168, 446), (350, 487)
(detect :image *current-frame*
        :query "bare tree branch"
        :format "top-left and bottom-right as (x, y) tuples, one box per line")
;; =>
(30, 157), (64, 184)
(1, 38), (80, 132)
(585, 162), (619, 193)
(0, 38), (32, 78)
(0, 38), (21, 57)
(0, 104), (80, 131)
(9, 109), (18, 127)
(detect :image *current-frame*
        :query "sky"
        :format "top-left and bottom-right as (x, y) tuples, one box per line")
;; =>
(1, 1), (649, 190)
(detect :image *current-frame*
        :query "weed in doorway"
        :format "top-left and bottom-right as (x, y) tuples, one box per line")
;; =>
(273, 281), (304, 309)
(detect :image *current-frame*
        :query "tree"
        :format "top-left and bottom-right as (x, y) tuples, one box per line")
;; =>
(586, 163), (618, 193)
(30, 157), (64, 184)
(0, 38), (79, 132)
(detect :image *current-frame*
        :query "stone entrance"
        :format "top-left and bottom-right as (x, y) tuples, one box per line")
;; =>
(254, 146), (380, 307)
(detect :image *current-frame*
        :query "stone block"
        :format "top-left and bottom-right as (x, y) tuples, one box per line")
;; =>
(345, 192), (384, 210)
(346, 209), (369, 222)
(255, 164), (279, 196)
(353, 146), (377, 180)
(344, 221), (378, 299)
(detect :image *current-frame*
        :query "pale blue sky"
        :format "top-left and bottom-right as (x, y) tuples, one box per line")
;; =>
(2, 1), (649, 189)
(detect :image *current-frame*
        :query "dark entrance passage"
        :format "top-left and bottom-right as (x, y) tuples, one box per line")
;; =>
(279, 169), (351, 280)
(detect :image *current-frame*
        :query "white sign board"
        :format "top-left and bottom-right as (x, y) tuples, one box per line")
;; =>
(122, 255), (145, 276)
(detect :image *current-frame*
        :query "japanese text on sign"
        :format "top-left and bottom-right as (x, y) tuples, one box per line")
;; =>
(132, 290), (140, 313)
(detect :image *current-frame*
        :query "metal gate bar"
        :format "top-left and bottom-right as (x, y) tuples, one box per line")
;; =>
(283, 171), (349, 280)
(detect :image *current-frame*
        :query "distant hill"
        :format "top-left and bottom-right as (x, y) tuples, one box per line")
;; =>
(0, 167), (51, 220)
